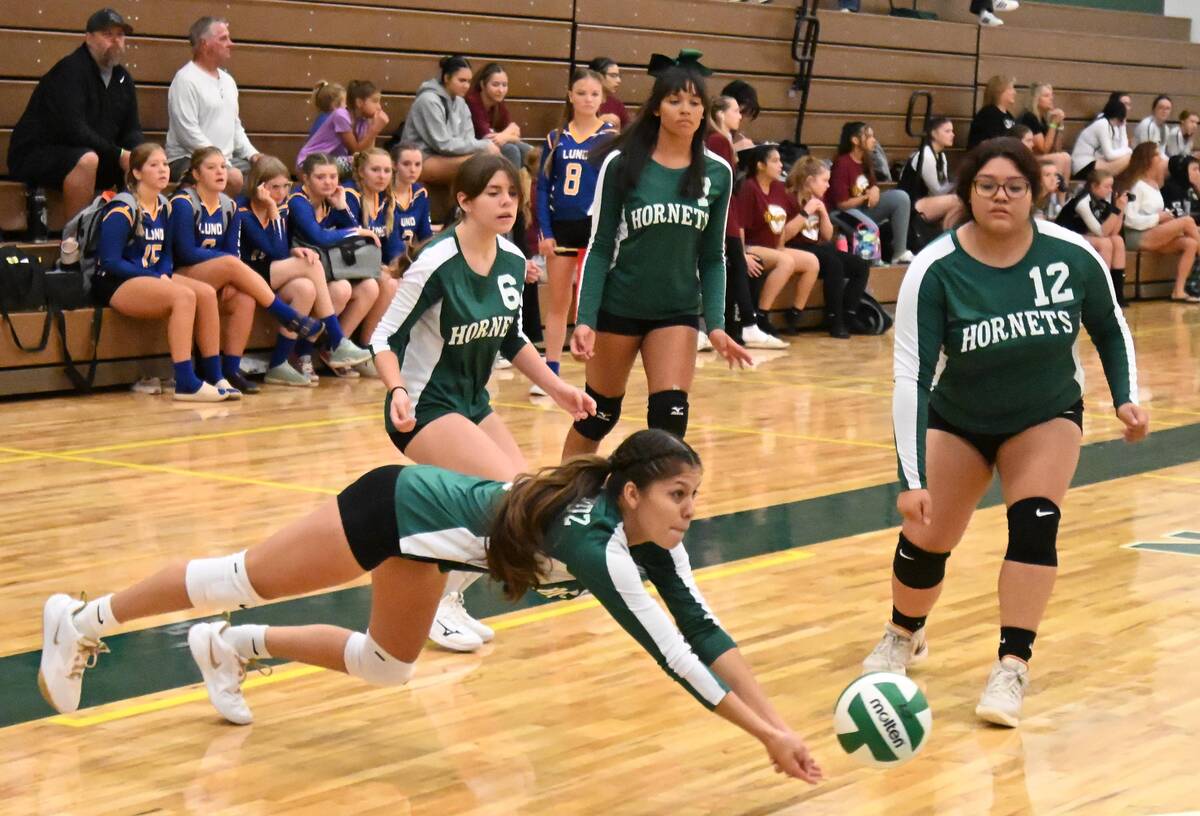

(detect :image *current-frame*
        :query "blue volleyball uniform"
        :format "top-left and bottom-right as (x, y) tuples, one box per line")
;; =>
(536, 121), (615, 244)
(168, 191), (239, 267)
(96, 197), (173, 280)
(287, 190), (359, 249)
(345, 183), (406, 265)
(236, 198), (291, 278)
(396, 183), (433, 247)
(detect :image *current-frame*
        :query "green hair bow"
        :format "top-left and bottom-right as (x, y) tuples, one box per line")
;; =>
(647, 49), (713, 78)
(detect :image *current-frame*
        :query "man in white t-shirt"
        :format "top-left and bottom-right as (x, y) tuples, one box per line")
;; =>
(165, 16), (259, 194)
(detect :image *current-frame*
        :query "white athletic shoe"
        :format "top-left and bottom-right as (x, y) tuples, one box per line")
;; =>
(446, 592), (494, 643)
(265, 362), (314, 388)
(979, 10), (1004, 25)
(38, 594), (108, 714)
(429, 593), (485, 652)
(697, 332), (713, 352)
(741, 324), (788, 349)
(188, 622), (253, 725)
(173, 382), (228, 403)
(493, 354), (512, 370)
(992, 0), (1019, 11)
(975, 656), (1029, 727)
(862, 622), (929, 675)
(892, 251), (915, 264)
(529, 381), (548, 396)
(353, 358), (379, 378)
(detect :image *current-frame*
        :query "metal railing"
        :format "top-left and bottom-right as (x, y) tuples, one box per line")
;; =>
(790, 0), (820, 145)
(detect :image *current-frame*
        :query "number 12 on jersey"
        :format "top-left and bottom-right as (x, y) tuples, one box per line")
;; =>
(1029, 262), (1073, 307)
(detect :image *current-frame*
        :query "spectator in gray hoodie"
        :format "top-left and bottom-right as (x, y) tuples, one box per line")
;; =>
(401, 55), (499, 185)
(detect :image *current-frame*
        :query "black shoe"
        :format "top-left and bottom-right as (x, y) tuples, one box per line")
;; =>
(1110, 270), (1128, 307)
(783, 307), (804, 335)
(756, 313), (779, 337)
(224, 369), (260, 394)
(827, 313), (850, 339)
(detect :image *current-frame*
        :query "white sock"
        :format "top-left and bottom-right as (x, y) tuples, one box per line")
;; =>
(442, 570), (482, 597)
(220, 624), (271, 660)
(73, 594), (118, 640)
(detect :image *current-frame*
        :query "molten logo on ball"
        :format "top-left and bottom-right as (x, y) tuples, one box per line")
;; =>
(833, 672), (932, 768)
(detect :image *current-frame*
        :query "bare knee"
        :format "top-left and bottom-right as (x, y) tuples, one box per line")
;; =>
(170, 282), (197, 312)
(356, 278), (380, 300)
(74, 151), (100, 174)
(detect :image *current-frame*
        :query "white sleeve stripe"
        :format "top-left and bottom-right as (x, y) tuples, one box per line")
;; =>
(368, 239), (456, 355)
(578, 151), (622, 305)
(668, 544), (723, 629)
(605, 530), (727, 707)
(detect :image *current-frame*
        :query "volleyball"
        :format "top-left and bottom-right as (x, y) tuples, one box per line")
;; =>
(834, 672), (932, 768)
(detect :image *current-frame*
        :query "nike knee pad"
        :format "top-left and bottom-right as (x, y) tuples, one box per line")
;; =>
(892, 533), (950, 589)
(185, 551), (265, 611)
(1005, 497), (1059, 567)
(572, 386), (623, 441)
(343, 631), (414, 687)
(647, 389), (689, 438)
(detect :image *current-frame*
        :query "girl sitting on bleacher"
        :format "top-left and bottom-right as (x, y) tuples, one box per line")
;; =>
(390, 142), (435, 250)
(967, 76), (1017, 149)
(901, 117), (962, 230)
(1054, 167), (1127, 302)
(289, 152), (388, 380)
(93, 143), (224, 402)
(465, 63), (532, 172)
(1117, 142), (1200, 304)
(237, 156), (371, 388)
(826, 122), (914, 264)
(1017, 83), (1072, 183)
(1072, 98), (1132, 181)
(402, 56), (499, 186)
(296, 80), (390, 178)
(170, 146), (329, 395)
(308, 81), (345, 138)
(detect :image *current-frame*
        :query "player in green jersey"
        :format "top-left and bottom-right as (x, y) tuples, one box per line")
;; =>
(862, 138), (1150, 727)
(563, 51), (754, 460)
(370, 153), (595, 653)
(37, 430), (823, 784)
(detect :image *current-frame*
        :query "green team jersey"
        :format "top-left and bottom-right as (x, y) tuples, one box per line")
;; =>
(370, 228), (530, 428)
(895, 221), (1138, 490)
(391, 465), (737, 709)
(576, 149), (731, 331)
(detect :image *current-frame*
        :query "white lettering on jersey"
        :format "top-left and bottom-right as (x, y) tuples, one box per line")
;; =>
(447, 315), (515, 346)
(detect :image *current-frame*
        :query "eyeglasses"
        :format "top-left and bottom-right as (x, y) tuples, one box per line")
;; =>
(605, 71), (620, 79)
(972, 178), (1030, 199)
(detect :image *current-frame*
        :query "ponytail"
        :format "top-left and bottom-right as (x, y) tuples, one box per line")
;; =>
(486, 429), (703, 600)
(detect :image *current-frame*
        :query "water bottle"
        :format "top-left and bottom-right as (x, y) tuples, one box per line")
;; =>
(59, 237), (80, 266)
(27, 187), (49, 242)
(835, 234), (849, 254)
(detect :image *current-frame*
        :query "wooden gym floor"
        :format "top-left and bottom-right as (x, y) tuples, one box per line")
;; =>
(0, 301), (1197, 815)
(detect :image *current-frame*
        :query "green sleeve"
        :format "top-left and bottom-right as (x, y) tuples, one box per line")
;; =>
(893, 263), (946, 490)
(699, 162), (732, 332)
(575, 151), (624, 329)
(632, 542), (737, 665)
(1078, 249), (1138, 408)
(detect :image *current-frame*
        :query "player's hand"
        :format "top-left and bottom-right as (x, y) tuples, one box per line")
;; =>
(746, 253), (764, 277)
(897, 489), (932, 526)
(331, 186), (349, 210)
(525, 260), (541, 284)
(358, 228), (381, 246)
(763, 730), (824, 784)
(1116, 402), (1149, 443)
(551, 381), (596, 421)
(866, 186), (881, 208)
(570, 325), (596, 361)
(388, 387), (416, 432)
(538, 237), (557, 258)
(708, 329), (754, 369)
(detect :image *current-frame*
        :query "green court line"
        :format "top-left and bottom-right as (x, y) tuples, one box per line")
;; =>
(2, 422), (1198, 729)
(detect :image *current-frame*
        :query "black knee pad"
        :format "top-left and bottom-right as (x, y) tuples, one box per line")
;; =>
(1005, 497), (1059, 567)
(572, 385), (623, 442)
(893, 532), (950, 589)
(647, 389), (689, 438)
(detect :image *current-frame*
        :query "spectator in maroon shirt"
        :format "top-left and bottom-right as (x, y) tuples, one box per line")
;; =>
(465, 62), (531, 171)
(825, 121), (913, 264)
(589, 57), (629, 131)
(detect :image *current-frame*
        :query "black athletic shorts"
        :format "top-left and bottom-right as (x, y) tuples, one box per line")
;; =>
(90, 273), (128, 307)
(595, 309), (701, 336)
(338, 464), (404, 570)
(928, 399), (1084, 465)
(249, 256), (273, 282)
(551, 218), (592, 254)
(384, 389), (493, 454)
(11, 144), (124, 189)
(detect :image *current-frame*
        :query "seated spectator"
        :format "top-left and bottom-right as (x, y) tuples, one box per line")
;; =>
(92, 143), (225, 402)
(401, 55), (499, 186)
(296, 79), (389, 176)
(237, 155), (371, 387)
(1007, 124), (1035, 151)
(289, 153), (391, 377)
(1117, 142), (1200, 303)
(721, 80), (760, 153)
(1162, 155), (1200, 220)
(390, 142), (434, 248)
(170, 146), (331, 394)
(466, 63), (532, 170)
(1055, 168), (1127, 301)
(1133, 95), (1174, 157)
(1033, 158), (1065, 221)
(735, 144), (819, 339)
(972, 0), (1020, 27)
(1072, 97), (1131, 180)
(1018, 82), (1072, 181)
(901, 117), (961, 228)
(588, 57), (630, 131)
(165, 17), (259, 195)
(1166, 110), (1199, 158)
(344, 147), (405, 364)
(1097, 91), (1133, 122)
(825, 122), (914, 264)
(7, 8), (143, 221)
(968, 76), (1017, 148)
(784, 157), (870, 339)
(308, 81), (345, 137)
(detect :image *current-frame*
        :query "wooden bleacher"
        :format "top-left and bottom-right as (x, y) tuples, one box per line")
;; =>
(1, 0), (1195, 393)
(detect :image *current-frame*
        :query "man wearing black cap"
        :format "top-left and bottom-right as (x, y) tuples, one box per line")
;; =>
(7, 8), (144, 221)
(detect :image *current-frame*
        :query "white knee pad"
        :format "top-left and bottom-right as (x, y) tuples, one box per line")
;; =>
(343, 631), (414, 687)
(184, 550), (266, 611)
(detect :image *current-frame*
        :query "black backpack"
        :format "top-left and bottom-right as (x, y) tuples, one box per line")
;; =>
(852, 292), (894, 335)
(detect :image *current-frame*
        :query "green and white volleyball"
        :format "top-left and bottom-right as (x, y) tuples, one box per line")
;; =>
(834, 672), (932, 768)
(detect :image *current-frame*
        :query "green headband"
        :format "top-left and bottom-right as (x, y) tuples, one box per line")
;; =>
(648, 49), (712, 78)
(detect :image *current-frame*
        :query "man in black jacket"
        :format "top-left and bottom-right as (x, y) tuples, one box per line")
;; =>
(7, 8), (144, 220)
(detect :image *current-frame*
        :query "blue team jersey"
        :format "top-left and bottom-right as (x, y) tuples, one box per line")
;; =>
(96, 196), (173, 280)
(536, 121), (616, 237)
(396, 183), (433, 247)
(345, 183), (406, 265)
(236, 197), (291, 267)
(168, 191), (239, 267)
(287, 189), (358, 249)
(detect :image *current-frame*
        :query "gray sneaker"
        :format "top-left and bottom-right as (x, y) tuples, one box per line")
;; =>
(265, 362), (314, 387)
(975, 656), (1029, 727)
(862, 622), (929, 675)
(325, 338), (372, 369)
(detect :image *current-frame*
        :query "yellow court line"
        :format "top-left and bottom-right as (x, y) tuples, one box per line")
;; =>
(691, 369), (888, 397)
(1141, 472), (1200, 486)
(0, 446), (338, 497)
(45, 548), (816, 728)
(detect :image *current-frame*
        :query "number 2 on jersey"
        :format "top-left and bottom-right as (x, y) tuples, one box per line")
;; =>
(563, 162), (583, 197)
(1029, 262), (1073, 307)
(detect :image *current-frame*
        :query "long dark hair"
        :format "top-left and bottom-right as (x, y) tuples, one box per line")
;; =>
(596, 65), (710, 199)
(836, 121), (876, 186)
(487, 430), (703, 599)
(469, 62), (508, 131)
(450, 152), (523, 222)
(954, 137), (1042, 222)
